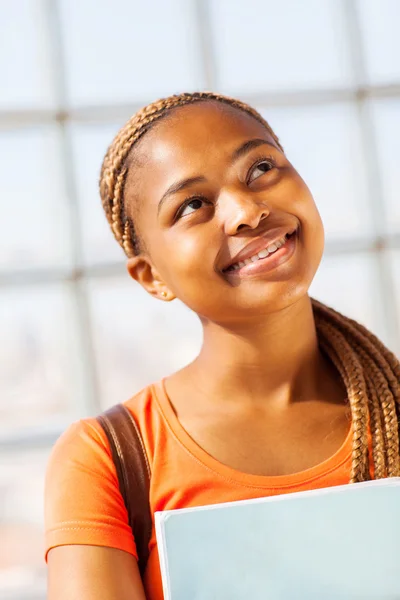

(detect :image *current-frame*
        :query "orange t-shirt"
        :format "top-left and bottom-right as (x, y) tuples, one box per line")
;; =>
(45, 380), (355, 600)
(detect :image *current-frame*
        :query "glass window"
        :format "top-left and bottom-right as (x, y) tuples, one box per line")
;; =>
(261, 102), (373, 240)
(68, 122), (126, 266)
(209, 0), (353, 94)
(356, 0), (400, 85)
(370, 99), (400, 234)
(1, 4), (400, 599)
(59, 0), (204, 107)
(0, 126), (72, 271)
(86, 276), (202, 408)
(0, 0), (55, 110)
(0, 283), (85, 435)
(309, 251), (389, 348)
(0, 449), (48, 600)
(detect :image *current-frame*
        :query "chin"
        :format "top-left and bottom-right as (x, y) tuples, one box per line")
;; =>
(178, 268), (316, 324)
(248, 274), (314, 316)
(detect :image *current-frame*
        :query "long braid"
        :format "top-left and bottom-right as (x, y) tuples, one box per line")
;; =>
(360, 346), (399, 476)
(314, 300), (400, 398)
(313, 300), (400, 481)
(99, 91), (400, 483)
(364, 369), (387, 479)
(316, 318), (370, 482)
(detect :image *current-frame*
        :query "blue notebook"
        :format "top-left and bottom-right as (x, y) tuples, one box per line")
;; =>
(155, 479), (400, 599)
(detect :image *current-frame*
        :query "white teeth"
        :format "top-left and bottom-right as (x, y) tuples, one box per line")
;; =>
(228, 233), (291, 272)
(258, 248), (269, 258)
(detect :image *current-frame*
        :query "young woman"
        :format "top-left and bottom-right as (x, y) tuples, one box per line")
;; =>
(45, 92), (400, 600)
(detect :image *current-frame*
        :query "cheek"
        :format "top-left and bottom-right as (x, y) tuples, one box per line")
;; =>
(282, 171), (325, 279)
(299, 199), (325, 281)
(152, 230), (216, 293)
(289, 172), (324, 241)
(301, 190), (325, 257)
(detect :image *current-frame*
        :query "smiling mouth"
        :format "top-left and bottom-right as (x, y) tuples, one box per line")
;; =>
(223, 230), (297, 273)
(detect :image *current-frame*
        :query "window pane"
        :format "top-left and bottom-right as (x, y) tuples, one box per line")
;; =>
(0, 283), (86, 435)
(309, 252), (389, 347)
(370, 99), (400, 235)
(59, 0), (204, 107)
(0, 450), (48, 600)
(209, 0), (353, 94)
(356, 0), (400, 85)
(0, 0), (55, 110)
(261, 103), (372, 240)
(68, 123), (126, 266)
(0, 126), (72, 271)
(86, 276), (202, 408)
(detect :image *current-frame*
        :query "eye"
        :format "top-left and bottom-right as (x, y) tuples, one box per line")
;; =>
(247, 157), (276, 184)
(176, 196), (206, 219)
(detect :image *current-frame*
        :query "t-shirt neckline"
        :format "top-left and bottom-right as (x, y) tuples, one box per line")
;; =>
(152, 379), (352, 490)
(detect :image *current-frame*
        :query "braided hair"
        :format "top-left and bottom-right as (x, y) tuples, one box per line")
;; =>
(99, 91), (400, 483)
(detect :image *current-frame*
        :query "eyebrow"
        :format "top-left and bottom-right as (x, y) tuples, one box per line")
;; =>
(157, 176), (207, 214)
(231, 138), (275, 162)
(157, 138), (274, 214)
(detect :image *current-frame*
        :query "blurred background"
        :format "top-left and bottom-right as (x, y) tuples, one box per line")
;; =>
(0, 0), (399, 598)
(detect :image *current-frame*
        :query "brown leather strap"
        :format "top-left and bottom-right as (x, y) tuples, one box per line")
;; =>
(97, 404), (152, 577)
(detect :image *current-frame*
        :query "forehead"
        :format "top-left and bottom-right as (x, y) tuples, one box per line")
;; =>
(133, 101), (275, 166)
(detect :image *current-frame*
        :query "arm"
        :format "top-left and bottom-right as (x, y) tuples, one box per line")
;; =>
(47, 545), (146, 600)
(45, 419), (147, 599)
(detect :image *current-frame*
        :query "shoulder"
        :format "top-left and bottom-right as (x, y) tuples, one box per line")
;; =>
(122, 381), (166, 459)
(44, 416), (118, 535)
(46, 417), (111, 485)
(47, 383), (161, 479)
(44, 382), (163, 560)
(123, 381), (161, 418)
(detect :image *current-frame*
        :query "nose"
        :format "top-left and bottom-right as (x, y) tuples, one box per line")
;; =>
(219, 190), (270, 235)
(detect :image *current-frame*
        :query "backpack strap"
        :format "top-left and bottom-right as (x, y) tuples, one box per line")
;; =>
(97, 404), (152, 577)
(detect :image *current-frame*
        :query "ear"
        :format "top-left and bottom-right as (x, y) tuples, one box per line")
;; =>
(126, 256), (175, 301)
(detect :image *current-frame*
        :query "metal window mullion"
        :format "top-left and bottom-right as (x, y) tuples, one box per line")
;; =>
(194, 0), (218, 90)
(1, 85), (400, 129)
(344, 0), (400, 354)
(45, 0), (102, 417)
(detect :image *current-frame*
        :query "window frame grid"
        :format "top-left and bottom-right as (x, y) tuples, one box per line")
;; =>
(0, 0), (399, 453)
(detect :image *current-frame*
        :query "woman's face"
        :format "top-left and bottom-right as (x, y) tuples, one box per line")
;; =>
(126, 101), (324, 324)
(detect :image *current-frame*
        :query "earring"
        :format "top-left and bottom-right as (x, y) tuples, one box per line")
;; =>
(161, 291), (167, 298)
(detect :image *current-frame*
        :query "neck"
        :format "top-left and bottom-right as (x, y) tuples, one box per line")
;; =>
(190, 295), (325, 406)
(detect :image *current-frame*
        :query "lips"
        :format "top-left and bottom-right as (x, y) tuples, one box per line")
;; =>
(221, 225), (298, 272)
